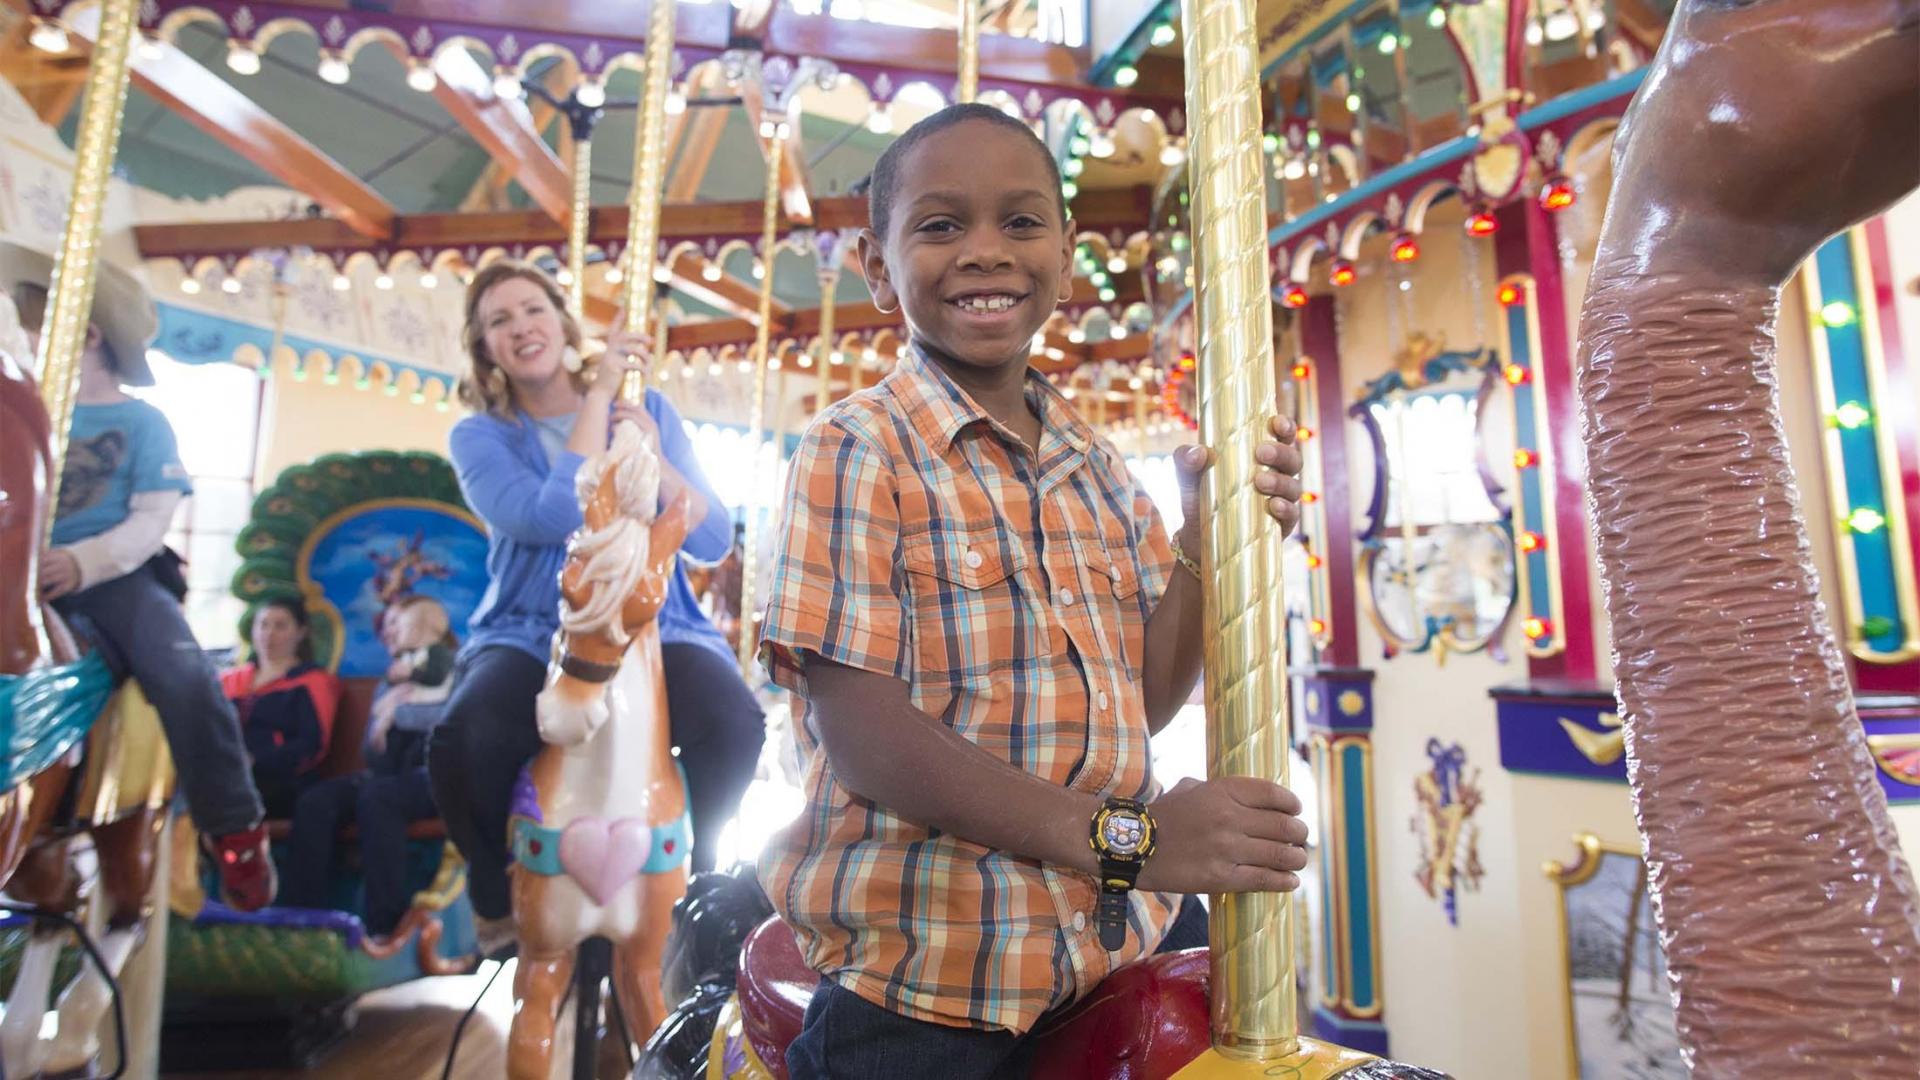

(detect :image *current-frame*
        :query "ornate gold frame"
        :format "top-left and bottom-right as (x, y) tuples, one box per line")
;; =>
(1543, 831), (1650, 1080)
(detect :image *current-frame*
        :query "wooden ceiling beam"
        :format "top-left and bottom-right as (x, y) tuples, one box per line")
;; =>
(134, 186), (1158, 259)
(412, 43), (572, 224)
(665, 95), (731, 202)
(665, 251), (789, 321)
(59, 5), (395, 240)
(739, 90), (813, 225)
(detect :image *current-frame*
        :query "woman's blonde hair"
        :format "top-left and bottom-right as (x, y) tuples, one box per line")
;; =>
(457, 260), (588, 417)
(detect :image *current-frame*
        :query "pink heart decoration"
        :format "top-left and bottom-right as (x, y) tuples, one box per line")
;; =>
(558, 817), (654, 906)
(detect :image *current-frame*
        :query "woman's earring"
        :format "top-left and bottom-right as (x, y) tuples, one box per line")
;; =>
(560, 345), (584, 373)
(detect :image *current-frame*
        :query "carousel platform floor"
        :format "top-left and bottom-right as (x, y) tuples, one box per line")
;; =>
(161, 959), (517, 1080)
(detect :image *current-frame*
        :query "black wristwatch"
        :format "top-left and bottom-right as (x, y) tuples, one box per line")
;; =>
(1088, 796), (1157, 951)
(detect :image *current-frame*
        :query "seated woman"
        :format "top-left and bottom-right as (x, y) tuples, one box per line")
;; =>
(429, 261), (765, 955)
(220, 598), (340, 819)
(280, 594), (451, 936)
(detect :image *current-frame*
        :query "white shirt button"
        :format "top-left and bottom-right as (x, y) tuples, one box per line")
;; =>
(1096, 690), (1110, 711)
(964, 549), (984, 569)
(1108, 565), (1123, 582)
(1058, 588), (1075, 606)
(1072, 912), (1088, 932)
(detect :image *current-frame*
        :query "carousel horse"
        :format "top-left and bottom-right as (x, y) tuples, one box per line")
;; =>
(508, 420), (693, 1080)
(0, 332), (173, 1078)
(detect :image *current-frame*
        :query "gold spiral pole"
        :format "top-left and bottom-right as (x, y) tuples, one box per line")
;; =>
(37, 0), (138, 541)
(1176, 0), (1375, 1075)
(956, 0), (980, 104)
(619, 0), (678, 404)
(568, 131), (592, 320)
(815, 262), (839, 411)
(736, 128), (785, 673)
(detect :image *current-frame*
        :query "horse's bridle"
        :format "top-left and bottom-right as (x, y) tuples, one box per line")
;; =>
(559, 652), (621, 684)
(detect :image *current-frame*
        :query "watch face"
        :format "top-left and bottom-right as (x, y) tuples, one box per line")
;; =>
(1101, 811), (1148, 857)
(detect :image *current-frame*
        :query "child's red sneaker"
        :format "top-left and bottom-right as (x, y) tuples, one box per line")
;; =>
(209, 824), (277, 912)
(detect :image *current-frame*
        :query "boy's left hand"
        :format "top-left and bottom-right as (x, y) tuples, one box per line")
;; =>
(1173, 415), (1305, 550)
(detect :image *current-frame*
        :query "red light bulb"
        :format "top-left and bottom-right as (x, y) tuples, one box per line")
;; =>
(1390, 234), (1420, 262)
(1516, 530), (1545, 553)
(1282, 283), (1309, 308)
(1504, 364), (1530, 386)
(1540, 176), (1576, 212)
(1465, 209), (1499, 236)
(1497, 282), (1522, 306)
(1522, 617), (1551, 641)
(1329, 261), (1357, 287)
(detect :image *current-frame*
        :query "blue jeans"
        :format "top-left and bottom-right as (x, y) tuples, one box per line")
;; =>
(784, 895), (1209, 1080)
(53, 562), (264, 836)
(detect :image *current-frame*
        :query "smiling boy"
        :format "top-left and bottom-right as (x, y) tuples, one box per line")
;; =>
(758, 104), (1309, 1078)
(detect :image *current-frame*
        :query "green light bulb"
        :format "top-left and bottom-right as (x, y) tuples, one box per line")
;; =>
(1834, 401), (1872, 430)
(1821, 301), (1857, 328)
(1848, 507), (1887, 534)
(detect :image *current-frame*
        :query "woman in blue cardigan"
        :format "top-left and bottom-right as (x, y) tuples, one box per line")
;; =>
(433, 261), (764, 953)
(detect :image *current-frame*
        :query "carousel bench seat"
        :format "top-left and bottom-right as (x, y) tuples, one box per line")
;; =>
(254, 677), (448, 843)
(733, 915), (1214, 1079)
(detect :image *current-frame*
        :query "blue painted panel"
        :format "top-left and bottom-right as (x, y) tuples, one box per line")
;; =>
(1495, 696), (1627, 783)
(1812, 236), (1904, 653)
(1311, 1008), (1390, 1057)
(1340, 744), (1377, 1012)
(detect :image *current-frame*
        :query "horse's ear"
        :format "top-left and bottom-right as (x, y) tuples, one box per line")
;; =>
(650, 490), (692, 568)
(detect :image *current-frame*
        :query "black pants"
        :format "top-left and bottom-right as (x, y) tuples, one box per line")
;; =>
(283, 732), (438, 936)
(785, 895), (1210, 1080)
(427, 643), (765, 920)
(53, 563), (264, 836)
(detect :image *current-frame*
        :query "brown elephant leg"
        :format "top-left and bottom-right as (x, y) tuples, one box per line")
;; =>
(1577, 271), (1920, 1075)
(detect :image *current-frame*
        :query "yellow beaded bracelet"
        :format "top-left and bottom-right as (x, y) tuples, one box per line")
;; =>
(1173, 544), (1203, 580)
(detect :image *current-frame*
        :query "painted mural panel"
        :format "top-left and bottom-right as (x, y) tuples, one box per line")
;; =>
(1549, 836), (1684, 1079)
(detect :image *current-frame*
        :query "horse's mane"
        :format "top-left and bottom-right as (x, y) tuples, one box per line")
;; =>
(559, 420), (661, 646)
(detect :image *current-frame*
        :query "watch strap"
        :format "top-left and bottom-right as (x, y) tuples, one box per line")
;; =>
(1096, 884), (1132, 950)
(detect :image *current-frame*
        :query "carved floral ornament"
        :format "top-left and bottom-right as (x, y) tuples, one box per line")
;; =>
(1265, 88), (1634, 289)
(51, 0), (1181, 133)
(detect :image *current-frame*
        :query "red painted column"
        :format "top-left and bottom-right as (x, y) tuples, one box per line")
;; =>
(1496, 199), (1599, 681)
(1300, 294), (1360, 667)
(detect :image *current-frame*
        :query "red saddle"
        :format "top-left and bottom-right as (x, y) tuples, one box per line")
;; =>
(736, 916), (1212, 1079)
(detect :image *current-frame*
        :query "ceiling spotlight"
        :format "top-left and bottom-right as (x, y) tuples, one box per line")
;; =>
(226, 41), (262, 75)
(605, 266), (624, 284)
(1113, 65), (1139, 88)
(493, 69), (523, 100)
(575, 78), (606, 109)
(653, 264), (674, 283)
(866, 104), (894, 135)
(665, 88), (688, 115)
(1089, 130), (1117, 158)
(332, 274), (351, 291)
(29, 19), (70, 54)
(406, 60), (438, 93)
(1282, 157), (1307, 180)
(1149, 22), (1177, 48)
(419, 271), (439, 289)
(702, 262), (724, 282)
(220, 276), (242, 295)
(1107, 254), (1128, 274)
(179, 277), (203, 295)
(1160, 141), (1186, 167)
(137, 34), (165, 61)
(375, 273), (395, 290)
(318, 51), (351, 85)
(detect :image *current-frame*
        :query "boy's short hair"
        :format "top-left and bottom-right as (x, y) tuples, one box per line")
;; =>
(866, 103), (1067, 241)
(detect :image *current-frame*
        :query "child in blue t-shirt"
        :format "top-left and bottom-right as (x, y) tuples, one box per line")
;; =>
(4, 242), (275, 911)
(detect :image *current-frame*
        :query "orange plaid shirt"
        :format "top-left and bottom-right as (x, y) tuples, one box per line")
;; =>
(757, 345), (1180, 1033)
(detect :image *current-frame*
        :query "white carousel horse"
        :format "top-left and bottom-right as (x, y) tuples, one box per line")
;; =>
(505, 420), (692, 1079)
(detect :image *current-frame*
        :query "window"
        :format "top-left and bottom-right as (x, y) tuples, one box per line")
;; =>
(130, 351), (263, 649)
(1369, 390), (1501, 527)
